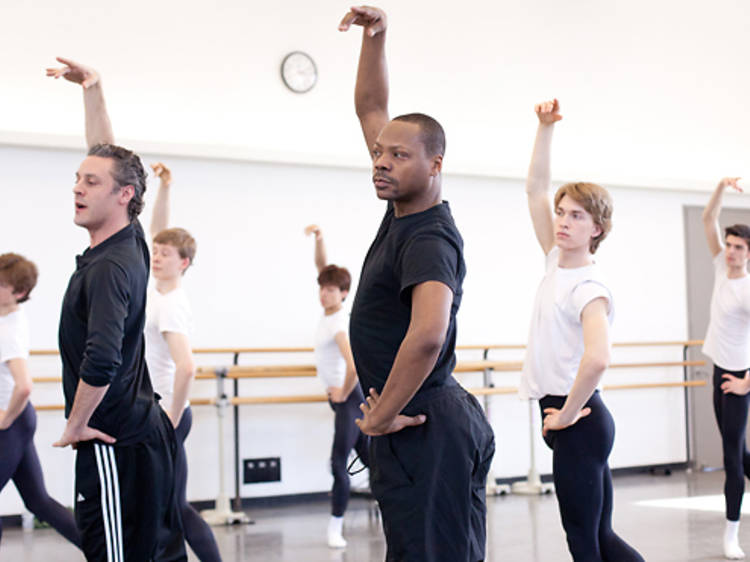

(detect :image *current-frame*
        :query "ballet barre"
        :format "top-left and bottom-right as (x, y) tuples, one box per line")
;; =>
(27, 340), (708, 508)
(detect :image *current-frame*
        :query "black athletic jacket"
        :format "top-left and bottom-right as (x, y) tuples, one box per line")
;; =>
(59, 220), (159, 445)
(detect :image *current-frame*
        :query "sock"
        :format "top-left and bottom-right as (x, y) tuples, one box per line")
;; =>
(725, 520), (745, 559)
(328, 516), (346, 548)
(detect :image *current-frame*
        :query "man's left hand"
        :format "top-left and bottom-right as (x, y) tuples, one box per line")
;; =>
(355, 387), (426, 436)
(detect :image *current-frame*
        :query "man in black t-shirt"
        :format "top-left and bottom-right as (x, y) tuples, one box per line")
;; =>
(48, 57), (186, 561)
(339, 7), (495, 561)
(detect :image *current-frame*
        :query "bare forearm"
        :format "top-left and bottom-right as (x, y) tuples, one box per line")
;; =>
(150, 183), (171, 238)
(169, 368), (193, 427)
(354, 31), (388, 118)
(342, 366), (358, 398)
(314, 236), (327, 272)
(526, 124), (555, 196)
(0, 385), (31, 428)
(559, 354), (607, 422)
(365, 333), (442, 430)
(83, 82), (115, 148)
(67, 380), (109, 430)
(703, 182), (726, 224)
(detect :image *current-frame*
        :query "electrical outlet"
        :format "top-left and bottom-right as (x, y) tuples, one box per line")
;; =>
(243, 457), (281, 484)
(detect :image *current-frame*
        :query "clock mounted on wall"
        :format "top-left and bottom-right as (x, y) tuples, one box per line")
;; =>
(280, 51), (318, 94)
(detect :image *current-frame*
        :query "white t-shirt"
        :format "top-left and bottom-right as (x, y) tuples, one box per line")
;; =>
(314, 308), (349, 389)
(520, 247), (614, 399)
(0, 309), (30, 411)
(145, 286), (193, 414)
(702, 253), (750, 370)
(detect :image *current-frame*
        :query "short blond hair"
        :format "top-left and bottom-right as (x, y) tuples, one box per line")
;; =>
(153, 228), (197, 271)
(554, 182), (613, 254)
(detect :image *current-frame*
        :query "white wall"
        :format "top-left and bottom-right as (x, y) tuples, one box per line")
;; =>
(3, 141), (749, 516)
(3, 0), (750, 188)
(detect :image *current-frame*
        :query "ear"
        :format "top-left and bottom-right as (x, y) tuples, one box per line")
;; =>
(179, 257), (191, 273)
(12, 289), (28, 302)
(118, 184), (135, 206)
(341, 289), (349, 301)
(591, 223), (602, 239)
(430, 154), (443, 177)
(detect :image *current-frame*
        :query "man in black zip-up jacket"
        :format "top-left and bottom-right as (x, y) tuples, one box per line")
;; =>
(49, 57), (187, 561)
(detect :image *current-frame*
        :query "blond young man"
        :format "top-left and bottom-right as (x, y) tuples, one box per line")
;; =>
(147, 163), (222, 562)
(522, 98), (643, 561)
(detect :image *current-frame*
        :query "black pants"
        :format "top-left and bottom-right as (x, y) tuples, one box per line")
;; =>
(0, 403), (80, 547)
(174, 407), (222, 561)
(328, 384), (370, 517)
(540, 393), (643, 562)
(75, 409), (186, 561)
(712, 364), (750, 521)
(370, 384), (495, 562)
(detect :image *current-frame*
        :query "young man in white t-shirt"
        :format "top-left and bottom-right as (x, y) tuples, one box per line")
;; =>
(304, 224), (369, 549)
(522, 99), (643, 561)
(148, 163), (222, 562)
(701, 176), (750, 560)
(0, 254), (81, 549)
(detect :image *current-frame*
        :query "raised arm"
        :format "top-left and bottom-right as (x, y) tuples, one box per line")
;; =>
(46, 57), (115, 148)
(150, 163), (173, 238)
(542, 297), (610, 435)
(0, 358), (32, 430)
(304, 224), (328, 273)
(526, 99), (562, 255)
(339, 6), (390, 153)
(703, 177), (742, 258)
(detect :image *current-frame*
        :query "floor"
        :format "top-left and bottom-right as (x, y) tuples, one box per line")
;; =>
(1, 469), (746, 561)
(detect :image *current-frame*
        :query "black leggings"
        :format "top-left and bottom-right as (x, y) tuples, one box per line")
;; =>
(712, 364), (750, 522)
(329, 385), (370, 517)
(174, 407), (222, 561)
(540, 393), (643, 562)
(0, 402), (80, 546)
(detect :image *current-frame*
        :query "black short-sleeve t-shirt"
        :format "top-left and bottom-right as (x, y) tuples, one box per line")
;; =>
(349, 201), (465, 403)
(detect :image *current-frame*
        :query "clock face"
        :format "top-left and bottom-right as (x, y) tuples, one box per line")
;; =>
(281, 51), (317, 93)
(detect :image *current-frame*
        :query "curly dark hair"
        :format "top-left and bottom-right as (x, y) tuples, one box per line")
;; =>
(88, 144), (147, 221)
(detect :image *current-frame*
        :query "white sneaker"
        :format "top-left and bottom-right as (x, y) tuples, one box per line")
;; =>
(328, 532), (347, 549)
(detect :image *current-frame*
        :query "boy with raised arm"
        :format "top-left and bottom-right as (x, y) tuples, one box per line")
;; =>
(148, 162), (222, 561)
(701, 176), (750, 559)
(522, 98), (643, 561)
(304, 224), (369, 549)
(338, 7), (495, 561)
(47, 57), (186, 561)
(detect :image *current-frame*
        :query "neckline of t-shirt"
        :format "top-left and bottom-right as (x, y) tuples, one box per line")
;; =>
(0, 307), (22, 322)
(392, 201), (448, 221)
(556, 261), (596, 273)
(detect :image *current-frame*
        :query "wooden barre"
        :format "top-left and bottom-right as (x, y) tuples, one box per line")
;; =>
(30, 340), (707, 357)
(28, 380), (711, 411)
(196, 359), (706, 379)
(34, 358), (707, 384)
(604, 381), (707, 391)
